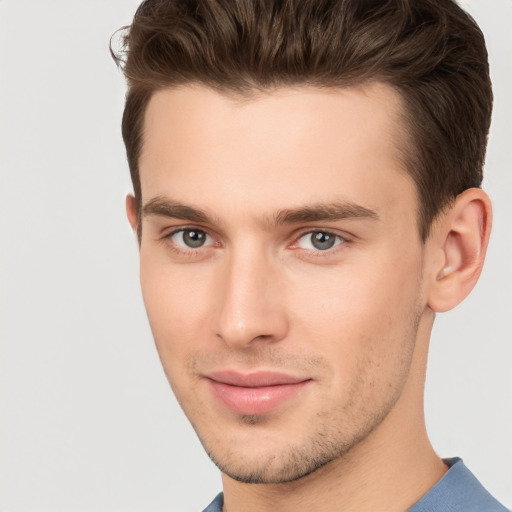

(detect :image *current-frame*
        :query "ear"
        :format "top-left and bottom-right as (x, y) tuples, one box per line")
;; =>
(126, 194), (138, 232)
(427, 188), (492, 313)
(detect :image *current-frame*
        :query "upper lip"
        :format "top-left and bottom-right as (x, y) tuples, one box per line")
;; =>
(206, 370), (310, 388)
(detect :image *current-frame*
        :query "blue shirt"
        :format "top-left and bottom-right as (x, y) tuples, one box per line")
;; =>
(202, 458), (508, 511)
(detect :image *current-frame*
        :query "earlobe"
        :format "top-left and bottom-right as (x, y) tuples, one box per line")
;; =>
(427, 188), (492, 313)
(126, 194), (139, 232)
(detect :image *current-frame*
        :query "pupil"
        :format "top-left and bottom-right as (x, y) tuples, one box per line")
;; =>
(311, 232), (335, 250)
(183, 230), (206, 248)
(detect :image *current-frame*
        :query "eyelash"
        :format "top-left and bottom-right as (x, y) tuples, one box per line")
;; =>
(291, 230), (347, 257)
(164, 227), (217, 257)
(163, 227), (349, 257)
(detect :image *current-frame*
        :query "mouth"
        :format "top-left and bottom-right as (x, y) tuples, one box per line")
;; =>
(205, 370), (312, 415)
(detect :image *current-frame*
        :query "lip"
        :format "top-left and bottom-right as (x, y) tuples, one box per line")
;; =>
(205, 370), (312, 415)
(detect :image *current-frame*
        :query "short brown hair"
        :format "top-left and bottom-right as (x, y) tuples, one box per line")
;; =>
(112, 0), (493, 241)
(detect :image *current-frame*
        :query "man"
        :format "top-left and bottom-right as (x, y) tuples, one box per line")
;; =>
(112, 1), (508, 510)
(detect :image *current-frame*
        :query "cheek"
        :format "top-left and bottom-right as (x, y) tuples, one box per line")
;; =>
(139, 254), (212, 361)
(293, 262), (418, 329)
(288, 253), (422, 370)
(139, 259), (217, 409)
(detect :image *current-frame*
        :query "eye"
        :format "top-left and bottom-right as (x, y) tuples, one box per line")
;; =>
(169, 228), (212, 249)
(296, 231), (344, 251)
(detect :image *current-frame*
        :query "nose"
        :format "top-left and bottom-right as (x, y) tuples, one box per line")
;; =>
(211, 246), (289, 349)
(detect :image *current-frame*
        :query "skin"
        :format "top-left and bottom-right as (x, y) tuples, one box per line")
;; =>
(127, 83), (491, 512)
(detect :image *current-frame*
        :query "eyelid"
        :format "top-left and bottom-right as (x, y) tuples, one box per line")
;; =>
(290, 228), (349, 252)
(160, 224), (350, 254)
(171, 228), (211, 246)
(163, 225), (221, 253)
(162, 224), (212, 240)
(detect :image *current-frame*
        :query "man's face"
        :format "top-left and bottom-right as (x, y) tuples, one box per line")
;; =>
(135, 84), (430, 484)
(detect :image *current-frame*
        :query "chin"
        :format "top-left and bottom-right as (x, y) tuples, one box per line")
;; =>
(210, 446), (340, 484)
(198, 423), (360, 485)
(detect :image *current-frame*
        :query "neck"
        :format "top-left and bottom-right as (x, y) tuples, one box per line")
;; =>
(221, 311), (447, 512)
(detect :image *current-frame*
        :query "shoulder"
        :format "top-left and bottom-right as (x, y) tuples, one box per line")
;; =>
(202, 492), (223, 512)
(408, 458), (509, 512)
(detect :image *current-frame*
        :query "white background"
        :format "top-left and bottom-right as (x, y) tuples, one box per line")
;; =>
(0, 1), (510, 510)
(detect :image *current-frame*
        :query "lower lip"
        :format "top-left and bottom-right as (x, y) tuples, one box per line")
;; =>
(207, 379), (311, 415)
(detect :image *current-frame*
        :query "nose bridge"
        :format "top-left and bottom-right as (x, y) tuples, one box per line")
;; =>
(213, 241), (288, 348)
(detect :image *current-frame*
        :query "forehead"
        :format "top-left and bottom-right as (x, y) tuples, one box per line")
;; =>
(139, 83), (416, 224)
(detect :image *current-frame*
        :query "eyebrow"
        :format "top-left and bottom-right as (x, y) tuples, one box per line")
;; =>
(142, 197), (211, 224)
(142, 196), (379, 227)
(273, 202), (379, 225)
